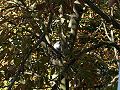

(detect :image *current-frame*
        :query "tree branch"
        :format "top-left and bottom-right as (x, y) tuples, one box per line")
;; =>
(84, 0), (120, 29)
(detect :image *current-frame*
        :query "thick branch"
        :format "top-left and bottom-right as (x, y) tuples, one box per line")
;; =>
(84, 0), (120, 29)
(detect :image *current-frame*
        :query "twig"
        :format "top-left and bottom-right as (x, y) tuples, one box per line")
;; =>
(102, 22), (112, 41)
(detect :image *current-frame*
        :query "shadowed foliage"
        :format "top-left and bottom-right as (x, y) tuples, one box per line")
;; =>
(0, 0), (120, 90)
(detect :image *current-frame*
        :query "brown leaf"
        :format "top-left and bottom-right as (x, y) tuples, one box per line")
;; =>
(94, 0), (100, 4)
(108, 0), (118, 7)
(35, 2), (46, 11)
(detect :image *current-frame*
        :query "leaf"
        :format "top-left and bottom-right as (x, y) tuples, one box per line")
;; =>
(108, 0), (117, 7)
(40, 56), (49, 64)
(7, 1), (17, 4)
(51, 67), (55, 75)
(35, 3), (46, 11)
(14, 57), (21, 66)
(14, 84), (26, 90)
(0, 18), (9, 25)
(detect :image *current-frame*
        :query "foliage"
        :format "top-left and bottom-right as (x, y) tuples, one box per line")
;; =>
(0, 0), (120, 90)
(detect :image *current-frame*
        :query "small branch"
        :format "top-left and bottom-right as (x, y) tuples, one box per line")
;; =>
(18, 0), (26, 7)
(102, 22), (112, 41)
(84, 0), (120, 29)
(46, 13), (53, 33)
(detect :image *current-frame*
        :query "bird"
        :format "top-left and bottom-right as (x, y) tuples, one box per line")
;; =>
(53, 41), (61, 51)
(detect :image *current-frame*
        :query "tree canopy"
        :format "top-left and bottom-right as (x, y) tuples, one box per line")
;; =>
(0, 0), (120, 90)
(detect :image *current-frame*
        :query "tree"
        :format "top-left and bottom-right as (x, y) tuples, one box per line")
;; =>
(0, 0), (120, 90)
